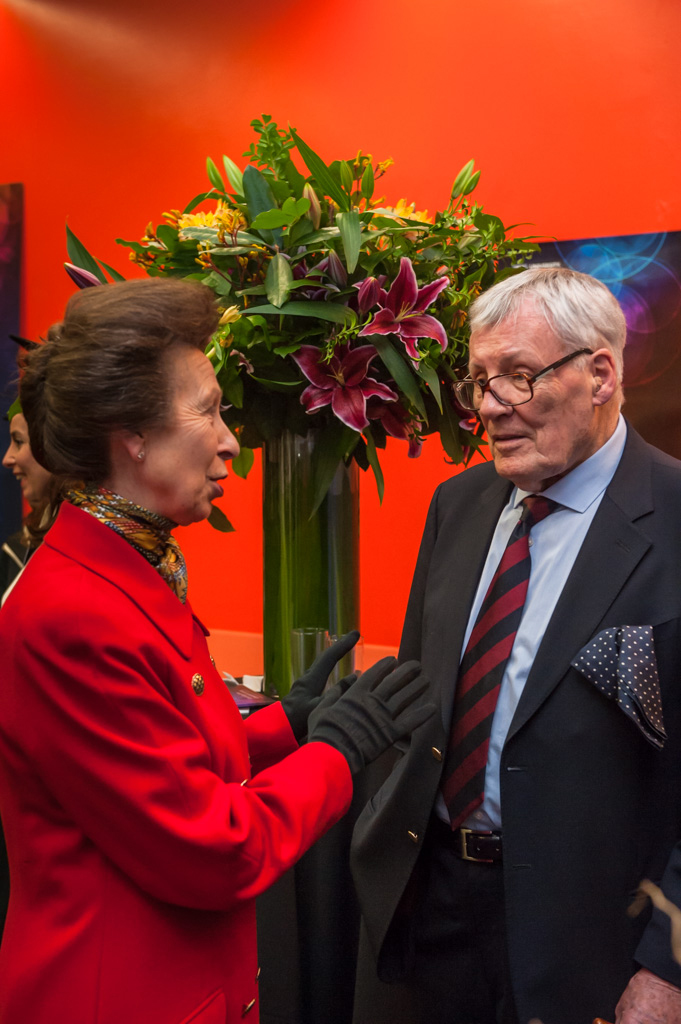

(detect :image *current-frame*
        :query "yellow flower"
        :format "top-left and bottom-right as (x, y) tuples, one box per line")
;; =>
(162, 209), (182, 227)
(129, 250), (158, 267)
(376, 157), (394, 175)
(141, 222), (157, 244)
(391, 198), (431, 223)
(218, 305), (241, 326)
(177, 200), (246, 236)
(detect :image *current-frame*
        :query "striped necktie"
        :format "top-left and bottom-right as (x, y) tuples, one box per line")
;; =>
(442, 494), (559, 829)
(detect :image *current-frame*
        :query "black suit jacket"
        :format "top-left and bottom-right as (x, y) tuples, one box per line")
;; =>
(351, 425), (681, 1024)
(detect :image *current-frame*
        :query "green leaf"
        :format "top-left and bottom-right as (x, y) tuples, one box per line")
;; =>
(208, 505), (235, 533)
(7, 397), (21, 420)
(65, 224), (107, 283)
(290, 130), (350, 211)
(438, 397), (464, 463)
(372, 336), (427, 420)
(246, 301), (356, 325)
(310, 422), (360, 515)
(289, 226), (341, 246)
(273, 342), (303, 357)
(221, 375), (244, 408)
(364, 429), (385, 503)
(250, 375), (301, 392)
(222, 155), (244, 195)
(269, 177), (292, 204)
(340, 160), (354, 193)
(97, 259), (126, 282)
(361, 162), (374, 200)
(230, 445), (254, 479)
(287, 217), (315, 246)
(201, 270), (232, 297)
(182, 190), (220, 215)
(451, 159), (475, 198)
(416, 361), (443, 412)
(250, 209), (294, 230)
(265, 253), (293, 308)
(281, 155), (306, 197)
(156, 224), (178, 251)
(115, 237), (150, 254)
(206, 157), (226, 192)
(242, 165), (283, 248)
(336, 211), (361, 273)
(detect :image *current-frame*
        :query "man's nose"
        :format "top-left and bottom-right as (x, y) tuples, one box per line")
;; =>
(478, 388), (513, 418)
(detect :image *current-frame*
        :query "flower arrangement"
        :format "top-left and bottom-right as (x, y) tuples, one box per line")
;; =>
(67, 115), (538, 523)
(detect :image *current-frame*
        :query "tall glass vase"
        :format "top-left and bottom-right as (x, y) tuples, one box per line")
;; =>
(262, 430), (359, 697)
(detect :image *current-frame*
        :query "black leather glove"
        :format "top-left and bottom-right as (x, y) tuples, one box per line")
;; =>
(307, 657), (435, 775)
(280, 630), (359, 740)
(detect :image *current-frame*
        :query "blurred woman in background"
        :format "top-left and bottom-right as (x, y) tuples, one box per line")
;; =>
(1, 406), (57, 605)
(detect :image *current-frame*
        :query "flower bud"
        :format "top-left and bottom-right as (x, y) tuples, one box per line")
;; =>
(355, 276), (381, 314)
(64, 262), (102, 289)
(303, 183), (322, 230)
(326, 249), (347, 287)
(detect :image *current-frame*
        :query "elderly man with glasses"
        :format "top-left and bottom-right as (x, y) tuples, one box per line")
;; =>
(351, 267), (681, 1024)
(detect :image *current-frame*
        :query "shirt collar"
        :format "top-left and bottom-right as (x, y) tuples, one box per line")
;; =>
(513, 414), (627, 513)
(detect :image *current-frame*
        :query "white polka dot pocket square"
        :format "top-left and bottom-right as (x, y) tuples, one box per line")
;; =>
(570, 625), (667, 750)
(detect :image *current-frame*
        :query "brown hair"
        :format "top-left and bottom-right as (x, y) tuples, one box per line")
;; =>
(21, 278), (220, 481)
(23, 476), (64, 548)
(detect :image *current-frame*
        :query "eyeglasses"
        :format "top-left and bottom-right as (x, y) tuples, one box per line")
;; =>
(453, 348), (593, 412)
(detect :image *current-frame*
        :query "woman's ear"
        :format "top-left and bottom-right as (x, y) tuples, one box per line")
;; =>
(112, 430), (146, 464)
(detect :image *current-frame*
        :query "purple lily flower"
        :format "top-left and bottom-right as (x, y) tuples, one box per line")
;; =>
(359, 257), (449, 359)
(64, 262), (102, 289)
(292, 344), (398, 432)
(354, 276), (386, 314)
(315, 251), (347, 288)
(367, 397), (423, 458)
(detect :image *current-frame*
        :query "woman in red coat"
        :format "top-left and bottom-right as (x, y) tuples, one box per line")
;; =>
(0, 278), (431, 1024)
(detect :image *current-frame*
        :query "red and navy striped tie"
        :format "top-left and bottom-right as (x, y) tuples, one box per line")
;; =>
(442, 494), (559, 829)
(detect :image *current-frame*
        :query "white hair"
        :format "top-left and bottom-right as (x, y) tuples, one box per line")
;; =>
(469, 267), (627, 381)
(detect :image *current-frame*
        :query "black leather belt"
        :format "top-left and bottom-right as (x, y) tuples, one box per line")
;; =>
(431, 816), (503, 863)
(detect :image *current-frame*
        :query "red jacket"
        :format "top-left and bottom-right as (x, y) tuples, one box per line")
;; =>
(0, 502), (352, 1024)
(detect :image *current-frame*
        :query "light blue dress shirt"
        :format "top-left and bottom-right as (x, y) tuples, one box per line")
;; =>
(436, 415), (628, 830)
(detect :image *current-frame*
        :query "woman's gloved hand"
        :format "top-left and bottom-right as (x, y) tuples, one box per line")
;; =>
(307, 657), (435, 775)
(280, 630), (359, 740)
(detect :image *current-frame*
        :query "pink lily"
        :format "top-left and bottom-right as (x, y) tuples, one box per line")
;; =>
(359, 256), (449, 359)
(292, 344), (398, 432)
(353, 276), (386, 314)
(367, 398), (423, 458)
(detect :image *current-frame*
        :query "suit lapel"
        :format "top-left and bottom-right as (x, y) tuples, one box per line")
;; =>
(507, 425), (654, 741)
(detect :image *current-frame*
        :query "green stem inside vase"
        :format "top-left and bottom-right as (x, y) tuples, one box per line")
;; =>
(263, 430), (359, 697)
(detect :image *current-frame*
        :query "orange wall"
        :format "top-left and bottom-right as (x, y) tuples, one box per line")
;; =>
(2, 0), (680, 649)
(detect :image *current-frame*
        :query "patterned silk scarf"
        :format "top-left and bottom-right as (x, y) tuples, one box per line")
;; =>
(67, 486), (188, 604)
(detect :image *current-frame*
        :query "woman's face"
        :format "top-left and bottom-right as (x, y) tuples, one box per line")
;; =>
(2, 413), (53, 508)
(121, 347), (240, 526)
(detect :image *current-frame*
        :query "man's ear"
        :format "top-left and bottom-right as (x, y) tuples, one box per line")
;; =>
(591, 349), (618, 406)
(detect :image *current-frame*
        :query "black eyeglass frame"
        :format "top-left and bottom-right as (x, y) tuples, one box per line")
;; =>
(454, 347), (594, 411)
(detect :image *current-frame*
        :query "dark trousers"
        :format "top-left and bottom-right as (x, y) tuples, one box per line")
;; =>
(409, 818), (519, 1024)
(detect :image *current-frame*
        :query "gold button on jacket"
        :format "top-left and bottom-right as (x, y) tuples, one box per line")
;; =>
(191, 673), (205, 696)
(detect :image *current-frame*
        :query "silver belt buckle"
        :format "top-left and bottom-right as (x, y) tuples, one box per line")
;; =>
(458, 827), (494, 863)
